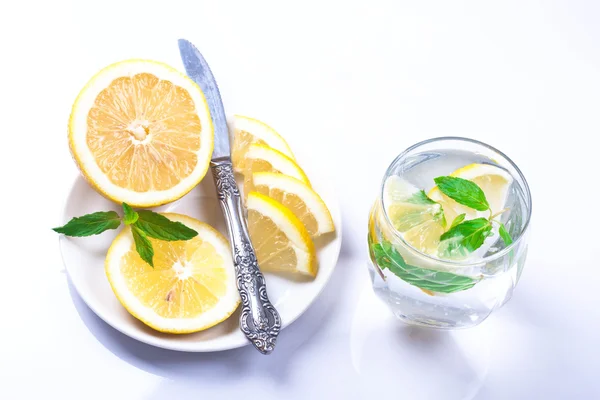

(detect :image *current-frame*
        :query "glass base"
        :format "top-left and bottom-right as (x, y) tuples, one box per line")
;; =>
(367, 263), (511, 330)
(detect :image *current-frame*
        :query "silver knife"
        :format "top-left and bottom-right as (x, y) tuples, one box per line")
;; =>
(178, 39), (281, 354)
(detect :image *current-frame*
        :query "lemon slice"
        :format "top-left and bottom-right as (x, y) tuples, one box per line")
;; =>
(231, 115), (295, 172)
(246, 191), (317, 277)
(239, 143), (310, 194)
(429, 163), (513, 224)
(252, 172), (334, 237)
(383, 175), (446, 255)
(105, 214), (239, 333)
(69, 60), (214, 207)
(430, 163), (514, 260)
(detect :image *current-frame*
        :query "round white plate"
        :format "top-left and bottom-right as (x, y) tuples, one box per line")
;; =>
(59, 163), (342, 352)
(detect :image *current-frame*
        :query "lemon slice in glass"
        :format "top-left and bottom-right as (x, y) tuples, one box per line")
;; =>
(383, 175), (446, 255)
(430, 163), (514, 259)
(429, 163), (513, 224)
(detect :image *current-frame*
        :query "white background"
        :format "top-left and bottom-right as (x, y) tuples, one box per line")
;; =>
(1, 1), (599, 399)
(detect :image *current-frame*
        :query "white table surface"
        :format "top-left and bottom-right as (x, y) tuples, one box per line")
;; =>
(2, 1), (599, 399)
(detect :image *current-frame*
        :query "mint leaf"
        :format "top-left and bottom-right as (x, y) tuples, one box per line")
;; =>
(440, 217), (492, 252)
(132, 225), (154, 267)
(409, 190), (447, 227)
(406, 190), (437, 205)
(438, 211), (447, 229)
(450, 213), (466, 229)
(122, 203), (138, 225)
(53, 211), (121, 236)
(438, 236), (470, 260)
(371, 241), (479, 293)
(499, 223), (513, 245)
(433, 176), (490, 211)
(135, 211), (198, 241)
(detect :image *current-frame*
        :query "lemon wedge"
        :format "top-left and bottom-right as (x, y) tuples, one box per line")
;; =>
(105, 214), (239, 333)
(383, 175), (446, 255)
(69, 60), (214, 207)
(252, 172), (334, 237)
(429, 163), (513, 223)
(231, 115), (295, 172)
(246, 191), (317, 277)
(239, 143), (310, 194)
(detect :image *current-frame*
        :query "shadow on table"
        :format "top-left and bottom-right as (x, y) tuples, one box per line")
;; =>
(347, 280), (492, 400)
(67, 218), (357, 389)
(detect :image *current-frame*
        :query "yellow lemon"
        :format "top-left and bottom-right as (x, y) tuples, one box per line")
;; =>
(69, 60), (214, 207)
(246, 192), (317, 277)
(252, 172), (334, 237)
(231, 115), (294, 172)
(105, 214), (239, 333)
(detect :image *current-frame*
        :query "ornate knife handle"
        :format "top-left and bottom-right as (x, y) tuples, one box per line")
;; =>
(210, 158), (281, 354)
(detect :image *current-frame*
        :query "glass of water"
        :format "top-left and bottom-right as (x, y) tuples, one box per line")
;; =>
(367, 137), (531, 329)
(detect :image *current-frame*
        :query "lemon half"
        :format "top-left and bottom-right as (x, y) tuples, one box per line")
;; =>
(69, 60), (214, 207)
(105, 214), (239, 333)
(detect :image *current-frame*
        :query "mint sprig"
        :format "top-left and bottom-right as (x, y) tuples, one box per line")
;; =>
(52, 211), (121, 236)
(407, 190), (438, 205)
(434, 176), (490, 211)
(440, 217), (493, 252)
(122, 203), (139, 225)
(53, 203), (198, 267)
(131, 225), (154, 267)
(449, 213), (466, 229)
(408, 190), (447, 228)
(498, 223), (513, 245)
(135, 211), (198, 241)
(371, 241), (480, 293)
(434, 175), (513, 255)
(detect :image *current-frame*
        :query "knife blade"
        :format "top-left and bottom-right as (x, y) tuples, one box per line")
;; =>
(178, 39), (281, 354)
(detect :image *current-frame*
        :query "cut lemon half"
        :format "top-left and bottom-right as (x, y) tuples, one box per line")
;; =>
(231, 115), (295, 172)
(429, 163), (513, 223)
(239, 143), (310, 194)
(105, 214), (239, 333)
(252, 172), (334, 237)
(246, 191), (317, 277)
(383, 175), (446, 255)
(69, 60), (214, 207)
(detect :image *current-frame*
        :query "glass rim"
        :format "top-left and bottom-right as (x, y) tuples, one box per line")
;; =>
(379, 136), (532, 268)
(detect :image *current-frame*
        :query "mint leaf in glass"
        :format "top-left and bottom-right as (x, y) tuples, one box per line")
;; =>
(407, 190), (447, 227)
(371, 241), (479, 293)
(498, 223), (513, 245)
(406, 190), (437, 205)
(440, 217), (493, 252)
(52, 211), (121, 236)
(450, 213), (466, 229)
(433, 176), (490, 211)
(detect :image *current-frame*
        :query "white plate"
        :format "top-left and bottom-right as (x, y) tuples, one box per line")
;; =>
(59, 164), (342, 352)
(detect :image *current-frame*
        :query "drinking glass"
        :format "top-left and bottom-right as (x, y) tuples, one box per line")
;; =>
(367, 137), (532, 329)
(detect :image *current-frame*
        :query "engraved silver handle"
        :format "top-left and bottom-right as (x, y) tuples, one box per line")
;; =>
(210, 158), (281, 354)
